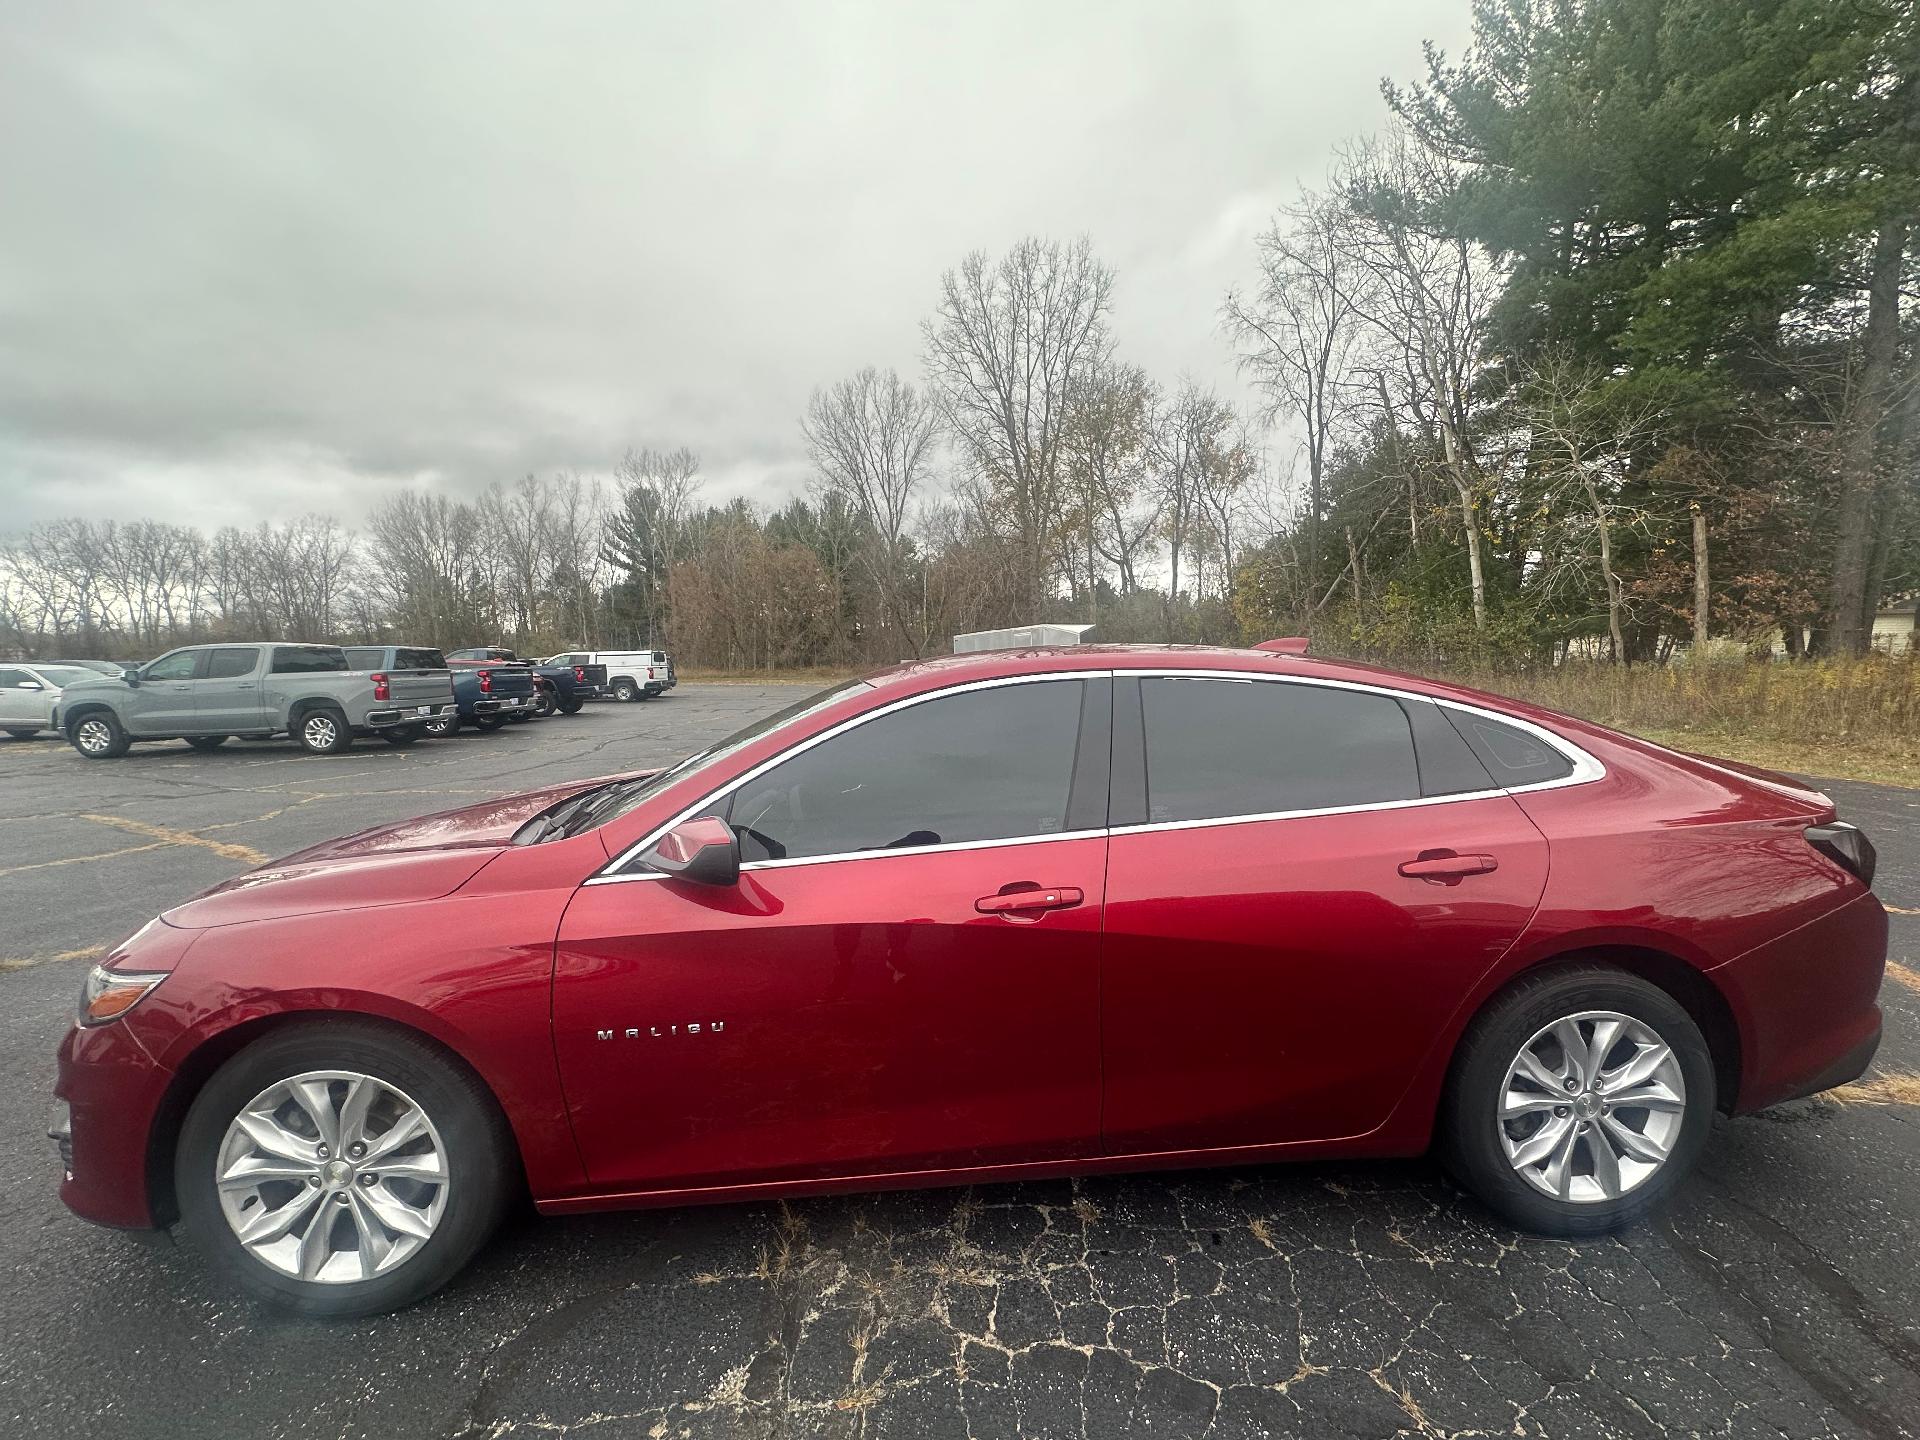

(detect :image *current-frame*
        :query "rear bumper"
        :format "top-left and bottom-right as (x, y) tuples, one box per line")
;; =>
(363, 702), (457, 729)
(1716, 890), (1889, 1114)
(470, 695), (536, 717)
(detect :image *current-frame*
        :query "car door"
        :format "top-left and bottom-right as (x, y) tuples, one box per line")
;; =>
(195, 647), (266, 732)
(1099, 673), (1551, 1156)
(0, 667), (42, 726)
(552, 675), (1112, 1193)
(126, 649), (206, 733)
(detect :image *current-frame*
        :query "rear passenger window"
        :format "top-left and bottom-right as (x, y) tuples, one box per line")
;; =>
(395, 649), (446, 670)
(1140, 678), (1419, 823)
(1443, 711), (1575, 787)
(726, 680), (1085, 861)
(205, 647), (259, 679)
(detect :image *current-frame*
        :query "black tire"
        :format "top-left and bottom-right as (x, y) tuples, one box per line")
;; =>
(556, 695), (583, 715)
(174, 1019), (514, 1318)
(186, 735), (229, 752)
(1440, 964), (1714, 1237)
(533, 690), (556, 717)
(4, 727), (40, 739)
(472, 714), (508, 733)
(68, 709), (130, 759)
(294, 706), (353, 755)
(424, 713), (460, 738)
(382, 726), (426, 747)
(611, 679), (638, 703)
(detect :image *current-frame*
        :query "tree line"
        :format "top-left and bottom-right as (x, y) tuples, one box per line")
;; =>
(3, 0), (1914, 670)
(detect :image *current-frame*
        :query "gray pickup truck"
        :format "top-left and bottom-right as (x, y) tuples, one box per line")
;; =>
(54, 643), (457, 758)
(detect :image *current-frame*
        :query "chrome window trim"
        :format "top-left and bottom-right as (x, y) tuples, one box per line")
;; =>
(584, 664), (1605, 886)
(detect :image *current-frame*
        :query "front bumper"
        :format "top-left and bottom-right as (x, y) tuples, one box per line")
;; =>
(55, 1017), (174, 1230)
(364, 702), (457, 729)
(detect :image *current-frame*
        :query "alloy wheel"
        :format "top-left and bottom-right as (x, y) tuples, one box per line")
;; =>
(304, 714), (338, 749)
(1497, 1010), (1686, 1203)
(215, 1070), (449, 1283)
(76, 718), (113, 754)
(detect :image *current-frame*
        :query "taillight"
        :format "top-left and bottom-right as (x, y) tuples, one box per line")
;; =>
(1806, 823), (1876, 886)
(478, 668), (493, 694)
(574, 665), (585, 682)
(371, 672), (390, 702)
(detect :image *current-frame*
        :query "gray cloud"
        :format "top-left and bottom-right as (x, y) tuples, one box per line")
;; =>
(0, 0), (1470, 531)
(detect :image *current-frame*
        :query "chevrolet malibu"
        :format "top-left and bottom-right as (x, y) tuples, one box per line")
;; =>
(54, 645), (1887, 1316)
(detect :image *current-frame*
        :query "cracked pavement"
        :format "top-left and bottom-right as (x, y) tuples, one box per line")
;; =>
(3, 686), (1918, 1439)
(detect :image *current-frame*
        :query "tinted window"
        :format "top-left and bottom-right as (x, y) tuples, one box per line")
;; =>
(271, 646), (348, 674)
(204, 647), (259, 679)
(1401, 698), (1495, 797)
(0, 667), (28, 687)
(144, 650), (203, 681)
(395, 648), (446, 670)
(1140, 678), (1419, 823)
(1443, 710), (1574, 787)
(31, 665), (99, 687)
(726, 680), (1085, 862)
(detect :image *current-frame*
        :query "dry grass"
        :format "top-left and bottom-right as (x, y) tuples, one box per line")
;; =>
(1437, 657), (1920, 787)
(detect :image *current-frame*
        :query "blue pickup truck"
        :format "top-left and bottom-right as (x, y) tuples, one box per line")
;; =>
(344, 646), (538, 736)
(446, 647), (607, 714)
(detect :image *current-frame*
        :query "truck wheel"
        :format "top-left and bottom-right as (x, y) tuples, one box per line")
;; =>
(424, 714), (459, 738)
(533, 690), (556, 717)
(186, 735), (229, 752)
(69, 711), (130, 759)
(611, 679), (637, 702)
(556, 695), (584, 715)
(472, 715), (508, 733)
(174, 1019), (514, 1317)
(382, 726), (426, 747)
(296, 707), (353, 756)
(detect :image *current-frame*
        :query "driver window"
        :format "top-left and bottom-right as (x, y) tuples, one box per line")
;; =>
(0, 667), (28, 687)
(144, 651), (202, 681)
(726, 680), (1085, 863)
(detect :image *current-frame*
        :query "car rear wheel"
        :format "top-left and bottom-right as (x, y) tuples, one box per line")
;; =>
(186, 735), (229, 752)
(295, 707), (352, 755)
(382, 726), (425, 746)
(423, 713), (459, 738)
(472, 714), (508, 732)
(556, 695), (583, 714)
(1440, 965), (1713, 1237)
(611, 679), (637, 702)
(175, 1021), (513, 1318)
(69, 711), (130, 759)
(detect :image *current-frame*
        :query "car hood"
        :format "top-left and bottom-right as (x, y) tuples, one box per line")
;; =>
(161, 770), (657, 929)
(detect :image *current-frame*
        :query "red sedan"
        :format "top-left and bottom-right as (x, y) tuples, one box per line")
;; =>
(54, 645), (1887, 1316)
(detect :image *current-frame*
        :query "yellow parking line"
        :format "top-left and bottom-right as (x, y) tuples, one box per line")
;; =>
(0, 945), (105, 974)
(1888, 961), (1920, 994)
(0, 842), (171, 878)
(1885, 904), (1920, 916)
(78, 814), (268, 865)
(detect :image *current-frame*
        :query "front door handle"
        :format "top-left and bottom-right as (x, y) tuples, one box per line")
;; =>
(975, 885), (1085, 916)
(1399, 851), (1498, 882)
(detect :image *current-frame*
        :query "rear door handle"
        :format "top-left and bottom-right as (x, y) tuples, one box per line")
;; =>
(1399, 852), (1498, 881)
(975, 886), (1085, 915)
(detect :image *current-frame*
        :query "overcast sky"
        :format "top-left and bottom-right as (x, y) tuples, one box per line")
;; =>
(0, 1), (1472, 534)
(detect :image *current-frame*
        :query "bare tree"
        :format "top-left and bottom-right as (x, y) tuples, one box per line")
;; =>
(924, 236), (1116, 618)
(803, 366), (940, 656)
(1062, 362), (1160, 614)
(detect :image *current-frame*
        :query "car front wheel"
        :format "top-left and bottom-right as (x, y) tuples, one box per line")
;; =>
(175, 1021), (512, 1317)
(1441, 965), (1714, 1237)
(69, 711), (130, 759)
(611, 680), (637, 702)
(424, 713), (459, 738)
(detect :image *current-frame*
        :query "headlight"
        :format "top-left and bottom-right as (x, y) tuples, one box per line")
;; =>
(77, 963), (169, 1026)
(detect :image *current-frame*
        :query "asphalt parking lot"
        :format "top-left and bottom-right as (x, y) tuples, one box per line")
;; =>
(3, 685), (1919, 1439)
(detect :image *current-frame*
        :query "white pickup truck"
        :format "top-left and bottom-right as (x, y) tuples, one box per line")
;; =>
(53, 643), (457, 758)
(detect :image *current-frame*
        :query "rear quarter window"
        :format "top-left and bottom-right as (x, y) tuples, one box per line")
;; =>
(395, 649), (447, 670)
(1442, 710), (1575, 787)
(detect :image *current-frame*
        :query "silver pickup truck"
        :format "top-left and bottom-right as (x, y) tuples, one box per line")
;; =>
(54, 643), (457, 758)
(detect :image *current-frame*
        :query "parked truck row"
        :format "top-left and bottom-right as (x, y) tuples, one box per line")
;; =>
(2, 639), (674, 759)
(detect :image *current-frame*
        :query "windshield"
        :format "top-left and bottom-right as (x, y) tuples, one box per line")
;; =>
(530, 680), (871, 841)
(33, 665), (102, 687)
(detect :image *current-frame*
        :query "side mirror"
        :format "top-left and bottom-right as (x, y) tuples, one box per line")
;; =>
(16, 680), (41, 691)
(125, 671), (141, 687)
(640, 816), (739, 887)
